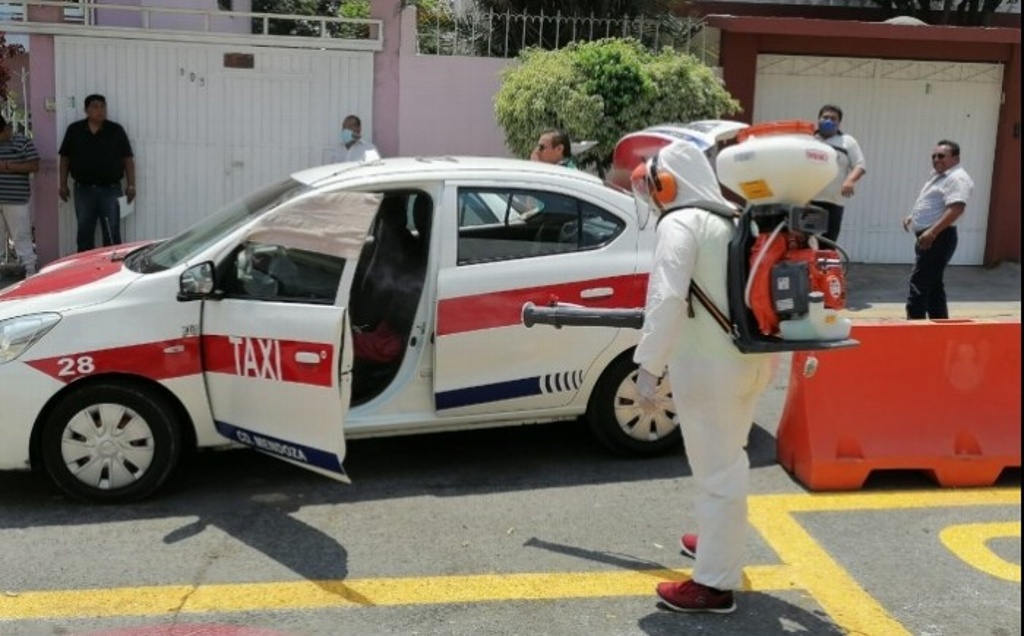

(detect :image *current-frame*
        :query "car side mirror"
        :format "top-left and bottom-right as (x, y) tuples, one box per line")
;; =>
(177, 261), (218, 301)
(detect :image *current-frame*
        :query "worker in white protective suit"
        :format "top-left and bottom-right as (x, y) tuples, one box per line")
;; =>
(631, 139), (777, 614)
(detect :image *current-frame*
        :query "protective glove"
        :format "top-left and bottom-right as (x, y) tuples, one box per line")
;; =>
(636, 367), (661, 412)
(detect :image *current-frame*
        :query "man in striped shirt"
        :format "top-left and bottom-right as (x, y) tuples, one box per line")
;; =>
(0, 115), (40, 277)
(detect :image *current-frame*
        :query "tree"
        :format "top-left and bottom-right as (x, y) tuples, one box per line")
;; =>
(0, 32), (25, 102)
(421, 1), (699, 57)
(494, 38), (739, 174)
(251, 0), (371, 37)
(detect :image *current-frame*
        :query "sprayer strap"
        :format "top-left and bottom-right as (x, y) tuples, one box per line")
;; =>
(688, 281), (736, 338)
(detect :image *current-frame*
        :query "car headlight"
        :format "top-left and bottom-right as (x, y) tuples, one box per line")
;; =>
(0, 313), (62, 364)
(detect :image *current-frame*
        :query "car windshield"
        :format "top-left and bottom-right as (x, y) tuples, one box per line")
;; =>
(134, 178), (310, 272)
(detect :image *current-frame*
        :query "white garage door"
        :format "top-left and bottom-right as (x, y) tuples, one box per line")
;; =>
(754, 55), (1002, 265)
(55, 37), (374, 255)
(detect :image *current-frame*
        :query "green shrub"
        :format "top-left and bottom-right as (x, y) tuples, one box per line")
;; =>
(495, 38), (739, 173)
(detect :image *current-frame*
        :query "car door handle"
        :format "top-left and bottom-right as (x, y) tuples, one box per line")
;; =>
(580, 287), (613, 299)
(295, 351), (322, 364)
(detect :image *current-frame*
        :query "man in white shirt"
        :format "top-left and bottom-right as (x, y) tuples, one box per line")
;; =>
(902, 139), (973, 320)
(810, 104), (866, 244)
(335, 114), (379, 163)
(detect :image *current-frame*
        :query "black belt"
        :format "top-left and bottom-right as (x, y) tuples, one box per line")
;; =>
(76, 182), (119, 187)
(915, 226), (957, 237)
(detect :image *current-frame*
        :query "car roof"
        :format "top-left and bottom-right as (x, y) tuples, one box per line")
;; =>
(293, 156), (609, 189)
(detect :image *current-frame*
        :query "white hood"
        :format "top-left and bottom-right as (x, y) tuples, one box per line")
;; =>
(657, 139), (739, 219)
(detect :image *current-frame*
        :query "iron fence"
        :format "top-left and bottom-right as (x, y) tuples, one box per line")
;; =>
(416, 9), (719, 65)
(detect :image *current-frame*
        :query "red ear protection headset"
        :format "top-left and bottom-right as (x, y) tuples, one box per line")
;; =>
(630, 152), (678, 206)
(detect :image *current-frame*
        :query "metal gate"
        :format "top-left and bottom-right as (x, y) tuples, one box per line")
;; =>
(754, 54), (1002, 265)
(55, 36), (375, 253)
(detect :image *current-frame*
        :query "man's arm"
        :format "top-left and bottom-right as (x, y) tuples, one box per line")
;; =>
(59, 155), (71, 202)
(633, 216), (699, 377)
(6, 140), (40, 174)
(124, 156), (137, 203)
(3, 158), (40, 174)
(841, 138), (867, 197)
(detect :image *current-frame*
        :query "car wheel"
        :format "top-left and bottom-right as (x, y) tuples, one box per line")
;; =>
(586, 354), (681, 456)
(40, 382), (183, 503)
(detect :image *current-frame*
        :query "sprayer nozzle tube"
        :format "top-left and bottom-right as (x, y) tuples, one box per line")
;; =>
(522, 302), (645, 330)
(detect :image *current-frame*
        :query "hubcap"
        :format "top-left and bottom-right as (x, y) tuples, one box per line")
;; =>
(613, 371), (677, 442)
(60, 403), (156, 490)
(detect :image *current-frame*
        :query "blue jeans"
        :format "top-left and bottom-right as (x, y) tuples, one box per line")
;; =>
(906, 226), (958, 320)
(75, 183), (122, 252)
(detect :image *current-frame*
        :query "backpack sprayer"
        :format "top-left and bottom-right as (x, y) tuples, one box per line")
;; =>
(522, 120), (859, 354)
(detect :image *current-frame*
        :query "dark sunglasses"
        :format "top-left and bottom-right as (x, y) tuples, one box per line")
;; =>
(931, 153), (948, 160)
(536, 143), (549, 150)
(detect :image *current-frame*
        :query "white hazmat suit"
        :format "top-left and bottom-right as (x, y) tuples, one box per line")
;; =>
(633, 140), (777, 592)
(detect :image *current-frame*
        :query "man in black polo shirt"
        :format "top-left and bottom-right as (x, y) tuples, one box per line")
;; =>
(58, 94), (136, 252)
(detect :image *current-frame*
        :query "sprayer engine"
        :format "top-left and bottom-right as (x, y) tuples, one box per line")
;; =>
(743, 204), (849, 338)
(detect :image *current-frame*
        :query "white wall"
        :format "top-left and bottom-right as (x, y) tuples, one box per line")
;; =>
(754, 55), (1002, 265)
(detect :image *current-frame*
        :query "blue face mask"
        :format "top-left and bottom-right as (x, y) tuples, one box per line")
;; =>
(818, 119), (838, 135)
(341, 128), (355, 145)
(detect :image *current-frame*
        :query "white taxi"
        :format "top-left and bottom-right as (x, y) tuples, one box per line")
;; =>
(0, 157), (678, 503)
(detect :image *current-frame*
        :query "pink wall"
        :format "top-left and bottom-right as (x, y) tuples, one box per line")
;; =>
(398, 54), (514, 158)
(27, 5), (61, 266)
(370, 0), (402, 157)
(392, 5), (514, 159)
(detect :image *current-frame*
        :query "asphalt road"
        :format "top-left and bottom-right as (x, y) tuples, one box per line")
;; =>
(0, 413), (1019, 636)
(1, 262), (1019, 635)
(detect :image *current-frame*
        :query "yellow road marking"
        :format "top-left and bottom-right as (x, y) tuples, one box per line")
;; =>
(757, 488), (1020, 512)
(750, 488), (1019, 636)
(0, 489), (1017, 625)
(751, 498), (910, 635)
(0, 566), (797, 620)
(940, 521), (1022, 582)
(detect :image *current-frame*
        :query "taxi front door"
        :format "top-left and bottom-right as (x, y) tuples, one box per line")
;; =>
(198, 189), (380, 482)
(201, 301), (351, 482)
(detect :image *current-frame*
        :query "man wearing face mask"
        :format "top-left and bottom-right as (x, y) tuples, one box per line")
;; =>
(810, 104), (866, 243)
(335, 114), (379, 163)
(631, 139), (777, 614)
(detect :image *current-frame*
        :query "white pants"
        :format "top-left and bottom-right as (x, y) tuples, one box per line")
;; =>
(0, 202), (36, 275)
(669, 354), (775, 590)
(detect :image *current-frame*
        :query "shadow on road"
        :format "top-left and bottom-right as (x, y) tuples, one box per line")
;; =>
(0, 419), (777, 587)
(638, 593), (846, 635)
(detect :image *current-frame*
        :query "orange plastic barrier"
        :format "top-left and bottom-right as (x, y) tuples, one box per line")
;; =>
(777, 319), (1021, 491)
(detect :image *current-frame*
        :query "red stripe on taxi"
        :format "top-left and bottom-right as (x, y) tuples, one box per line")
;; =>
(25, 338), (202, 384)
(436, 274), (648, 336)
(201, 335), (336, 388)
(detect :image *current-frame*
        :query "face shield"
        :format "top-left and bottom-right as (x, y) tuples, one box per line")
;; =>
(630, 153), (680, 230)
(630, 160), (656, 230)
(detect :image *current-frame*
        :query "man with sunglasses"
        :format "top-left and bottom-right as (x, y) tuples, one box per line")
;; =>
(902, 140), (974, 319)
(530, 128), (578, 168)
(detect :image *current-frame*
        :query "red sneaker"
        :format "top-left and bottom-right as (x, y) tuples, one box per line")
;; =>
(679, 533), (698, 558)
(656, 579), (736, 614)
